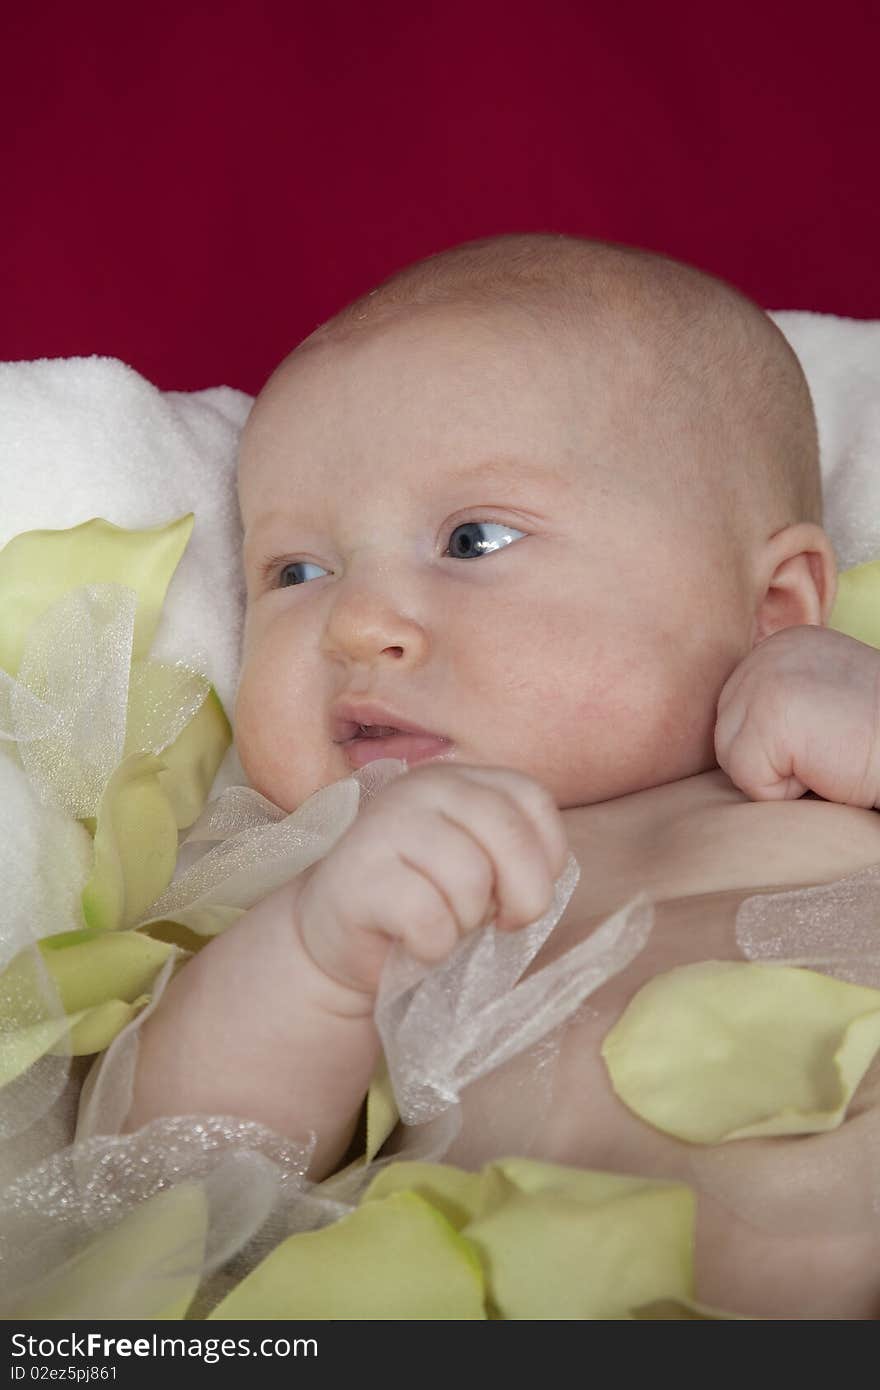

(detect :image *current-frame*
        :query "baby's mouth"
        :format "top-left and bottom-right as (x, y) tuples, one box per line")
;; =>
(341, 724), (454, 768)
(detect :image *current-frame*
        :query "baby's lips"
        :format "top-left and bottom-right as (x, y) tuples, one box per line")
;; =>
(330, 698), (448, 744)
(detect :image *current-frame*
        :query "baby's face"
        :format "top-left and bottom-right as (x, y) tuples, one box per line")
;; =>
(235, 303), (750, 811)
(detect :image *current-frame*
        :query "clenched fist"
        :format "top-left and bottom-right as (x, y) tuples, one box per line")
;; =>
(714, 624), (880, 806)
(292, 763), (570, 996)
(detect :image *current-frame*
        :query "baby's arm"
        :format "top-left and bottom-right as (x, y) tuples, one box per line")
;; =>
(714, 624), (880, 806)
(124, 763), (569, 1179)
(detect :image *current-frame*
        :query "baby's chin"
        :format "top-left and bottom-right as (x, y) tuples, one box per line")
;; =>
(232, 748), (362, 814)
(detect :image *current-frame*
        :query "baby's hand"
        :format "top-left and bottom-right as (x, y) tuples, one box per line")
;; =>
(714, 625), (880, 806)
(292, 763), (569, 998)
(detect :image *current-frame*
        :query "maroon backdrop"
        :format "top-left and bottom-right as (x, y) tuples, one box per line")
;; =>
(3, 1), (879, 395)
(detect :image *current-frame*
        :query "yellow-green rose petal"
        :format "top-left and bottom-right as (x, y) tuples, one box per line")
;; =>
(363, 1161), (490, 1230)
(151, 685), (231, 831)
(208, 1190), (486, 1320)
(0, 930), (175, 1077)
(40, 930), (176, 1013)
(80, 752), (180, 932)
(8, 1182), (207, 1320)
(63, 996), (149, 1055)
(0, 1015), (73, 1086)
(0, 514), (194, 679)
(464, 1159), (695, 1319)
(830, 558), (880, 649)
(364, 1057), (399, 1163)
(1, 994), (148, 1083)
(602, 961), (880, 1144)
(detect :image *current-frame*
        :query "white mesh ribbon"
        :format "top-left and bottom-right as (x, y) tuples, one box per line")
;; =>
(134, 775), (361, 937)
(376, 859), (654, 1128)
(2, 583), (210, 819)
(735, 862), (880, 987)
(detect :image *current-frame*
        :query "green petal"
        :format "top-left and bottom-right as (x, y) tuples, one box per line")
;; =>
(80, 752), (180, 931)
(64, 995), (149, 1054)
(0, 514), (194, 679)
(7, 1183), (207, 1320)
(150, 684), (231, 831)
(362, 1157), (695, 1319)
(0, 928), (173, 1078)
(464, 1158), (695, 1319)
(0, 1012), (73, 1085)
(830, 558), (880, 649)
(0, 928), (175, 1081)
(602, 961), (880, 1143)
(1, 994), (148, 1083)
(142, 905), (245, 940)
(1, 928), (174, 1016)
(40, 930), (177, 1013)
(208, 1190), (487, 1320)
(362, 1160), (489, 1230)
(364, 1057), (399, 1162)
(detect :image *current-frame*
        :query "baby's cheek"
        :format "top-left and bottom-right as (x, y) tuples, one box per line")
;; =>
(233, 659), (290, 788)
(233, 651), (321, 810)
(231, 668), (270, 791)
(592, 653), (717, 789)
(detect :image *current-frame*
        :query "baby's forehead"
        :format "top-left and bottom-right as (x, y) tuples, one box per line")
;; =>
(239, 273), (754, 507)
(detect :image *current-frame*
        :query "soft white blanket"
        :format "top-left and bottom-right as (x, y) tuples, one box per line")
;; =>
(0, 357), (251, 731)
(770, 311), (880, 569)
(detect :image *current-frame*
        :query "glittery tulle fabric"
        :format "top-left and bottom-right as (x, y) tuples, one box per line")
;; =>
(376, 871), (651, 1127)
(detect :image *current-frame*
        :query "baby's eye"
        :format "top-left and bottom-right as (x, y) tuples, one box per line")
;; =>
(277, 560), (329, 588)
(445, 521), (526, 559)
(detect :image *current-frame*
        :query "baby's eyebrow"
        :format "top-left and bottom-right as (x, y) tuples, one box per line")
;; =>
(242, 513), (298, 562)
(444, 455), (569, 488)
(242, 455), (567, 557)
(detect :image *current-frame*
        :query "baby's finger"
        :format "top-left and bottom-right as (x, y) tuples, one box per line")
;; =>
(394, 811), (497, 936)
(441, 764), (570, 885)
(370, 856), (461, 965)
(715, 701), (806, 801)
(426, 772), (560, 930)
(713, 689), (749, 771)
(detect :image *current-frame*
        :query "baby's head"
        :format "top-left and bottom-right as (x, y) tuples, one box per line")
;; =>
(234, 233), (835, 812)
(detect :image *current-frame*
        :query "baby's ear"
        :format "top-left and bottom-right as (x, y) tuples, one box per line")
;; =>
(751, 522), (838, 644)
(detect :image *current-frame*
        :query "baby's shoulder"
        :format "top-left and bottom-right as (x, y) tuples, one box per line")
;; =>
(562, 769), (880, 914)
(655, 777), (880, 900)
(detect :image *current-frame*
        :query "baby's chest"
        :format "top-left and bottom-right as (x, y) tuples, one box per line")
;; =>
(445, 889), (748, 1174)
(436, 882), (880, 1316)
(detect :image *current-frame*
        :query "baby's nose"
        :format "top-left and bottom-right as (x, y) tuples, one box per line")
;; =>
(320, 587), (430, 667)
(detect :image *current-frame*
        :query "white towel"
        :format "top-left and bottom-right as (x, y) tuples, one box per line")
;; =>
(771, 311), (880, 570)
(0, 356), (252, 730)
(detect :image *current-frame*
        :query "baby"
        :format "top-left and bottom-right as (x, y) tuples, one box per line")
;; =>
(125, 233), (880, 1317)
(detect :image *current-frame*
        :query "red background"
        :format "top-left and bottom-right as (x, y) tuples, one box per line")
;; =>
(3, 1), (879, 395)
